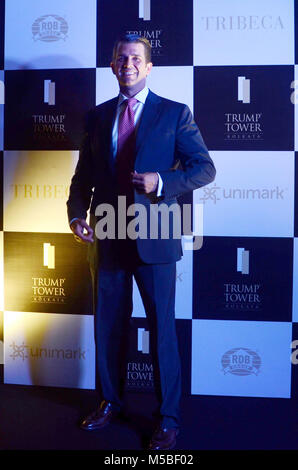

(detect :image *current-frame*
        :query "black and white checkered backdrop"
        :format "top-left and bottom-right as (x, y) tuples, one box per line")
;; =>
(0, 0), (298, 400)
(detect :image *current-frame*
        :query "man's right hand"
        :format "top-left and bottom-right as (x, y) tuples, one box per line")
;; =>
(70, 218), (94, 244)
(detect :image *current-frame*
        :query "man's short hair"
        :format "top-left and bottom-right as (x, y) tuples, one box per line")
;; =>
(112, 34), (152, 64)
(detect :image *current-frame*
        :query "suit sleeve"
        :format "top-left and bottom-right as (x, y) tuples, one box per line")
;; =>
(158, 104), (216, 200)
(66, 111), (95, 223)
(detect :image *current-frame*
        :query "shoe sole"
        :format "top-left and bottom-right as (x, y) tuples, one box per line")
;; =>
(80, 421), (111, 431)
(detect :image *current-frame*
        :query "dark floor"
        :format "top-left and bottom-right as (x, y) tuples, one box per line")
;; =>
(0, 383), (297, 452)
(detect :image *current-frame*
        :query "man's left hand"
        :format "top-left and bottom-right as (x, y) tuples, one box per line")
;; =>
(131, 171), (158, 194)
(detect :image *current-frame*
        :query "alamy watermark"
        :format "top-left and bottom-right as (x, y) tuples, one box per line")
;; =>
(94, 196), (204, 251)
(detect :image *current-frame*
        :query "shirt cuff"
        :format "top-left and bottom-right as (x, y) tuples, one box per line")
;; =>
(69, 217), (79, 227)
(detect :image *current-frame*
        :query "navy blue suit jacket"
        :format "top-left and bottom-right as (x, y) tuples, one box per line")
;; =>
(67, 90), (216, 264)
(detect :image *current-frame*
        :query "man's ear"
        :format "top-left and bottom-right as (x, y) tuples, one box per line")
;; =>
(146, 62), (153, 76)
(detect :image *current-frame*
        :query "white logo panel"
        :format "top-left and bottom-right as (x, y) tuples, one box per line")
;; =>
(193, 0), (294, 65)
(3, 150), (79, 233)
(96, 68), (120, 105)
(146, 66), (194, 114)
(4, 311), (95, 389)
(193, 151), (294, 237)
(96, 66), (194, 114)
(191, 319), (292, 398)
(5, 0), (97, 69)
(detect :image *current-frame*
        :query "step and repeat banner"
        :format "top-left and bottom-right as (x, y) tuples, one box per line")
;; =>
(0, 0), (298, 399)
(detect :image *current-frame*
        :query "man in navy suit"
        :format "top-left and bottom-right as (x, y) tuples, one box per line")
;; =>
(67, 34), (215, 450)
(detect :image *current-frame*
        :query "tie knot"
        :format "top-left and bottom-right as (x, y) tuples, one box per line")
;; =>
(126, 97), (138, 108)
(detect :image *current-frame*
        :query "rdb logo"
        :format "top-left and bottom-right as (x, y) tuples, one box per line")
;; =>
(221, 347), (261, 376)
(32, 14), (68, 42)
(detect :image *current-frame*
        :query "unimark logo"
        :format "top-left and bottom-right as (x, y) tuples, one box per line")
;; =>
(199, 183), (285, 205)
(32, 14), (68, 42)
(221, 347), (261, 376)
(9, 341), (86, 361)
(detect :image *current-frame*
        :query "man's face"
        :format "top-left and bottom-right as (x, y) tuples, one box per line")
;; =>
(111, 41), (153, 95)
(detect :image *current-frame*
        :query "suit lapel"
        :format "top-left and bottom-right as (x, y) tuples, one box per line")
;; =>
(96, 97), (118, 170)
(135, 90), (162, 162)
(104, 97), (118, 157)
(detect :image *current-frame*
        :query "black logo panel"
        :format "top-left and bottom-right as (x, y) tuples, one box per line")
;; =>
(4, 69), (95, 150)
(194, 65), (294, 151)
(4, 232), (92, 314)
(97, 0), (193, 66)
(193, 236), (293, 322)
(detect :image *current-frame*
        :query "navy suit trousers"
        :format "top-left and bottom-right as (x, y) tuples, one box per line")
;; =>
(93, 240), (181, 429)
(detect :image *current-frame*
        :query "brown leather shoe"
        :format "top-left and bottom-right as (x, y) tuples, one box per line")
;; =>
(80, 400), (114, 431)
(148, 427), (179, 450)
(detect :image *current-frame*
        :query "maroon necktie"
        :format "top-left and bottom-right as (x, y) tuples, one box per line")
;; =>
(116, 97), (138, 200)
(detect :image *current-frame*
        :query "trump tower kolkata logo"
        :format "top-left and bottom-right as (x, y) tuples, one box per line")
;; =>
(32, 79), (66, 143)
(224, 248), (262, 312)
(31, 243), (66, 304)
(32, 14), (68, 42)
(127, 328), (154, 390)
(221, 348), (261, 376)
(224, 76), (263, 142)
(127, 0), (162, 57)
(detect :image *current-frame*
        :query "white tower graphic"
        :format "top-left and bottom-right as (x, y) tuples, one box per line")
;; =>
(44, 79), (55, 105)
(138, 328), (150, 354)
(237, 247), (249, 275)
(43, 243), (55, 269)
(238, 76), (250, 104)
(139, 0), (151, 21)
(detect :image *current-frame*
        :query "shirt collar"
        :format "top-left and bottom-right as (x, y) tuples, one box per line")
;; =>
(118, 86), (149, 106)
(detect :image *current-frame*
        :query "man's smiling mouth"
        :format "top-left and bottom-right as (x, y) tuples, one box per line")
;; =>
(121, 71), (136, 77)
